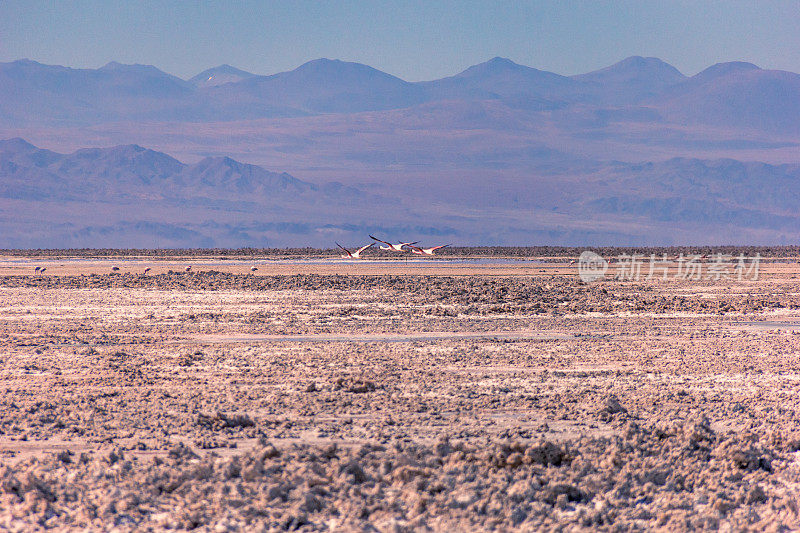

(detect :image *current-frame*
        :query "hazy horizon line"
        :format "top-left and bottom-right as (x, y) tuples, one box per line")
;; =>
(3, 53), (773, 84)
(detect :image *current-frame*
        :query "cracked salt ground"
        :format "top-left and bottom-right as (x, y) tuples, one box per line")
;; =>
(1, 264), (800, 529)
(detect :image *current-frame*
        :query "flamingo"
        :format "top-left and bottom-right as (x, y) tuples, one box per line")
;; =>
(39, 267), (47, 275)
(112, 266), (120, 272)
(34, 266), (41, 273)
(143, 267), (151, 275)
(251, 266), (258, 273)
(185, 266), (192, 272)
(336, 242), (373, 259)
(369, 235), (418, 252)
(409, 244), (450, 256)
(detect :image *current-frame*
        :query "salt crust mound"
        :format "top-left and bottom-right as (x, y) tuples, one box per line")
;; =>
(1, 419), (799, 531)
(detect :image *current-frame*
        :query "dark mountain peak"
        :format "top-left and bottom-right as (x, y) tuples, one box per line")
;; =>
(194, 155), (241, 169)
(0, 137), (38, 152)
(198, 64), (251, 76)
(574, 56), (685, 83)
(616, 55), (665, 67)
(93, 62), (191, 96)
(76, 143), (147, 155)
(658, 60), (800, 134)
(568, 56), (686, 104)
(457, 57), (534, 77)
(217, 57), (422, 113)
(107, 143), (148, 155)
(0, 138), (62, 167)
(0, 142), (185, 188)
(190, 64), (256, 87)
(298, 58), (344, 68)
(0, 59), (71, 74)
(193, 156), (300, 181)
(291, 58), (404, 82)
(617, 55), (649, 65)
(422, 56), (577, 101)
(8, 58), (42, 67)
(185, 155), (311, 193)
(447, 57), (576, 89)
(99, 61), (164, 74)
(97, 62), (187, 84)
(614, 56), (683, 74)
(416, 57), (580, 104)
(485, 57), (522, 68)
(694, 61), (761, 80)
(69, 144), (184, 170)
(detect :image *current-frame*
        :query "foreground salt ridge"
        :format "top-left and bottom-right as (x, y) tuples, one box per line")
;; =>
(1, 269), (800, 530)
(3, 422), (799, 531)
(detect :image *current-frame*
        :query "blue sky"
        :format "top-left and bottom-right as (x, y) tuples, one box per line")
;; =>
(1, 1), (799, 80)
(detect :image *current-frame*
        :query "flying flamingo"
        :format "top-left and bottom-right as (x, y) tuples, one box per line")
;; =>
(369, 235), (418, 252)
(409, 244), (450, 256)
(336, 242), (373, 259)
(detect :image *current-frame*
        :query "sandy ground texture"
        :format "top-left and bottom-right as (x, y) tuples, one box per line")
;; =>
(2, 257), (800, 530)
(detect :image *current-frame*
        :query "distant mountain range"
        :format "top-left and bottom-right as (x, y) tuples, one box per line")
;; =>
(1, 56), (799, 246)
(0, 138), (426, 247)
(0, 138), (312, 201)
(2, 138), (799, 248)
(3, 56), (800, 134)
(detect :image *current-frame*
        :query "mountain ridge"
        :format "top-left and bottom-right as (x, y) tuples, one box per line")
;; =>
(0, 139), (320, 200)
(2, 138), (800, 247)
(4, 56), (798, 131)
(3, 55), (800, 246)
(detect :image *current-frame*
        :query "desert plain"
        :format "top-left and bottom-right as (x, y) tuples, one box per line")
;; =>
(2, 251), (800, 531)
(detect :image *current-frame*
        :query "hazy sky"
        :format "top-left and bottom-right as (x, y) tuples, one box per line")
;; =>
(2, 1), (799, 80)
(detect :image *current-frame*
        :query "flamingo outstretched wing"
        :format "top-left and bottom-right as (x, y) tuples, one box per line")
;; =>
(355, 243), (374, 255)
(369, 234), (392, 247)
(335, 242), (353, 257)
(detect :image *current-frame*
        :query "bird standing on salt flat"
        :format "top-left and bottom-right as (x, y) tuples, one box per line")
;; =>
(369, 235), (418, 251)
(251, 266), (258, 273)
(34, 266), (41, 274)
(185, 266), (192, 272)
(336, 242), (374, 259)
(143, 267), (151, 275)
(112, 266), (120, 272)
(39, 267), (46, 275)
(409, 244), (450, 256)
